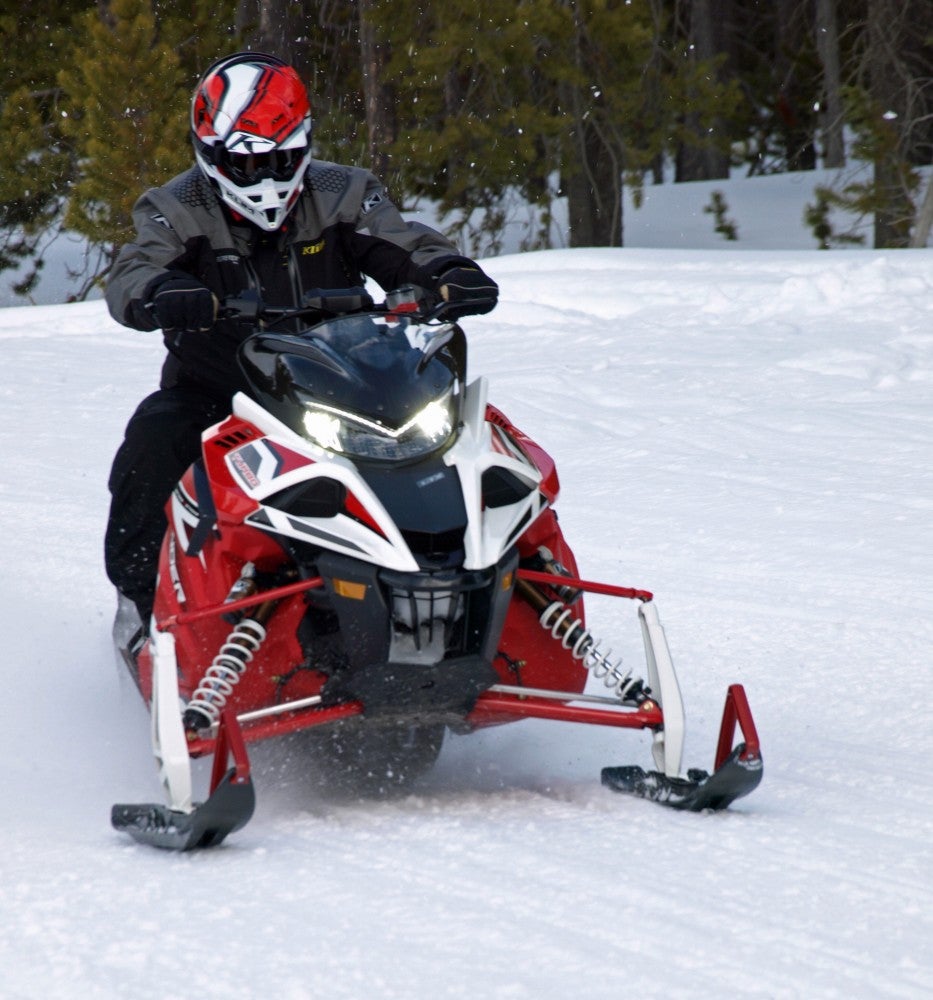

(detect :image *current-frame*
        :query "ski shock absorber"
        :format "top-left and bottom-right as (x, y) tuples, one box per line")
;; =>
(183, 592), (277, 733)
(515, 578), (646, 703)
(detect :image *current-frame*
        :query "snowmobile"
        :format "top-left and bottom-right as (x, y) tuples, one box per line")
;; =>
(111, 286), (762, 851)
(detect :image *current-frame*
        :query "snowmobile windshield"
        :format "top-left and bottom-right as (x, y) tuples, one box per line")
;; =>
(238, 313), (464, 464)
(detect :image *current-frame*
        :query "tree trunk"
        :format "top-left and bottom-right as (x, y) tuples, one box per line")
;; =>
(814, 0), (845, 167)
(358, 0), (397, 188)
(236, 0), (311, 75)
(255, 0), (290, 58)
(868, 0), (913, 248)
(775, 0), (817, 171)
(675, 0), (731, 182)
(565, 116), (622, 247)
(560, 13), (623, 247)
(909, 170), (933, 247)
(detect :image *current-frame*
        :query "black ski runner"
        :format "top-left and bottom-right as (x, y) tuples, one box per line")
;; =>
(112, 708), (254, 850)
(111, 769), (255, 850)
(602, 684), (763, 811)
(601, 744), (762, 811)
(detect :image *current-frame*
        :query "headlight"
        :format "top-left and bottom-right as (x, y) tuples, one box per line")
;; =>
(301, 390), (457, 461)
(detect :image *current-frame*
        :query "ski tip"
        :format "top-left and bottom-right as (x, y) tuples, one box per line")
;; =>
(112, 772), (256, 851)
(602, 745), (762, 812)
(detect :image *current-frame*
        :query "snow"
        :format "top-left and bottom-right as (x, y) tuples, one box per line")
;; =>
(2, 176), (932, 999)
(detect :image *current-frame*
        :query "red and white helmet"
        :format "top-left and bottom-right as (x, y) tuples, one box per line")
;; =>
(191, 52), (313, 231)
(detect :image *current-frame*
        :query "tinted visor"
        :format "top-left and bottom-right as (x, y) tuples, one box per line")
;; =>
(216, 145), (306, 186)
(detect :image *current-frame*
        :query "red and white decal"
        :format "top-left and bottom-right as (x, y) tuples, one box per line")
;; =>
(490, 423), (531, 466)
(227, 439), (314, 492)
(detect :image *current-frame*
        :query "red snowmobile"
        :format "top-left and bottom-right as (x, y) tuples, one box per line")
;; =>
(112, 288), (762, 850)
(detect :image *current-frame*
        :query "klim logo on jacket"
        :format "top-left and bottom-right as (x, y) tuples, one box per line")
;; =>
(362, 192), (384, 214)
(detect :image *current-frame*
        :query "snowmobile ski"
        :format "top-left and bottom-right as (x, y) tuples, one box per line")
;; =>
(601, 744), (762, 811)
(111, 766), (255, 850)
(112, 707), (254, 851)
(601, 684), (762, 810)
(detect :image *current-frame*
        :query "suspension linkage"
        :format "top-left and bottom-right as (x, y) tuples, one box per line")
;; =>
(514, 575), (649, 703)
(156, 574), (325, 630)
(516, 568), (653, 603)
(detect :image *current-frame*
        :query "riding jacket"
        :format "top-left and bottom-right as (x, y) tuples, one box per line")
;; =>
(106, 161), (477, 398)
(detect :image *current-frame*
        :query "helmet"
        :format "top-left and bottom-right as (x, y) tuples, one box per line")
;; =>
(191, 52), (313, 231)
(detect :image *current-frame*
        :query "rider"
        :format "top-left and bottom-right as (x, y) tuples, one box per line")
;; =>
(104, 51), (498, 628)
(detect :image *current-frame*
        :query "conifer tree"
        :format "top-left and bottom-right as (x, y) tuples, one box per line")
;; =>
(803, 0), (933, 248)
(0, 4), (84, 297)
(56, 0), (240, 287)
(58, 0), (190, 252)
(555, 0), (663, 246)
(0, 86), (73, 296)
(366, 0), (566, 253)
(2, 1), (237, 301)
(362, 0), (740, 250)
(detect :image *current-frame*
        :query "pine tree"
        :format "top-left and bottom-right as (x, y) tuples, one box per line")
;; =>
(0, 86), (73, 296)
(360, 0), (741, 250)
(0, 4), (84, 297)
(364, 0), (566, 253)
(58, 0), (190, 252)
(0, 2), (241, 300)
(803, 0), (933, 248)
(56, 0), (240, 289)
(555, 0), (667, 246)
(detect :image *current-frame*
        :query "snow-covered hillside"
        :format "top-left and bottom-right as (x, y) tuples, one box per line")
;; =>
(1, 213), (931, 995)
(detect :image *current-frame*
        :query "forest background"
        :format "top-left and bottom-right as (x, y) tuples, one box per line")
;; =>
(1, 0), (932, 303)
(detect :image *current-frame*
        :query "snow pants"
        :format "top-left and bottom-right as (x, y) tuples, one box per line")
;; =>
(104, 385), (228, 622)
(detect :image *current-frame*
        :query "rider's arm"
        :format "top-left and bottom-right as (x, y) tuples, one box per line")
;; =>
(105, 190), (192, 331)
(316, 164), (496, 302)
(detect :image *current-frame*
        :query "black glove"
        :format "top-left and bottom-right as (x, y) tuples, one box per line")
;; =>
(437, 267), (498, 319)
(149, 274), (217, 332)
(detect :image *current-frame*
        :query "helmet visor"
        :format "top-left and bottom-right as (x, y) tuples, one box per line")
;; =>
(215, 144), (307, 187)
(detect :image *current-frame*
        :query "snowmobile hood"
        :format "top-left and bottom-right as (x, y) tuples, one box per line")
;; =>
(238, 312), (464, 461)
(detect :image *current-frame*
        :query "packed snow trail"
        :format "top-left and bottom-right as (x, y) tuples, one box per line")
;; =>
(1, 249), (931, 999)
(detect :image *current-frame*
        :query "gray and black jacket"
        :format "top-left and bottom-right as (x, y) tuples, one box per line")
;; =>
(106, 161), (480, 399)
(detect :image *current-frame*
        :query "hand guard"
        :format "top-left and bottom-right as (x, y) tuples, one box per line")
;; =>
(149, 275), (217, 333)
(437, 267), (498, 319)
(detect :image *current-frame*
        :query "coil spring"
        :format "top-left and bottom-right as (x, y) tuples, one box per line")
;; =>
(539, 601), (641, 701)
(185, 618), (267, 728)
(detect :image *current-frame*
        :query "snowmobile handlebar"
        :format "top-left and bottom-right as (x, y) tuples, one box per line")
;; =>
(218, 284), (474, 329)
